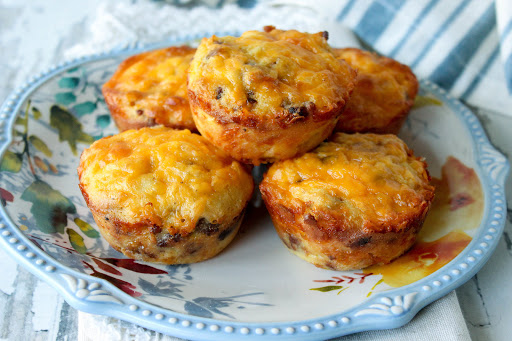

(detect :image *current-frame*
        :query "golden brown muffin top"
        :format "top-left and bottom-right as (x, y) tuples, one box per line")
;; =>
(103, 46), (196, 130)
(333, 48), (418, 133)
(188, 26), (356, 128)
(261, 133), (434, 232)
(78, 127), (253, 235)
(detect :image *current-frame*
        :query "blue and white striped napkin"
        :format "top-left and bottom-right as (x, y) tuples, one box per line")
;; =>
(497, 0), (512, 90)
(268, 0), (512, 116)
(73, 0), (512, 115)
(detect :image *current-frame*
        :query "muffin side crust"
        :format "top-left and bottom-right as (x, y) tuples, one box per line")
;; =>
(188, 27), (356, 164)
(78, 127), (254, 263)
(260, 133), (435, 270)
(333, 48), (418, 134)
(103, 46), (197, 132)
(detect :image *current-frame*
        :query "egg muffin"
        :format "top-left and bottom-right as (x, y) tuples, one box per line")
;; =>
(333, 48), (418, 134)
(188, 26), (356, 165)
(78, 127), (253, 264)
(102, 46), (196, 132)
(260, 133), (434, 270)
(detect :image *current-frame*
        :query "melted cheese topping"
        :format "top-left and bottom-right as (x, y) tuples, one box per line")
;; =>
(188, 28), (355, 125)
(103, 46), (196, 129)
(333, 48), (418, 132)
(78, 127), (253, 234)
(335, 48), (411, 84)
(263, 133), (431, 227)
(113, 47), (193, 97)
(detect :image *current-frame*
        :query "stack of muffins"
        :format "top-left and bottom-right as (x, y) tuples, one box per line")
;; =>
(78, 26), (434, 270)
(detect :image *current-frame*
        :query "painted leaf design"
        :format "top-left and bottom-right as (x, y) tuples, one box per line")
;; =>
(33, 156), (49, 173)
(73, 101), (97, 116)
(32, 107), (42, 120)
(49, 163), (58, 174)
(55, 92), (77, 105)
(102, 258), (167, 274)
(21, 180), (76, 233)
(184, 302), (214, 318)
(50, 105), (94, 155)
(310, 285), (344, 292)
(190, 296), (237, 319)
(29, 135), (52, 157)
(191, 293), (270, 319)
(15, 116), (27, 126)
(29, 238), (44, 251)
(96, 114), (111, 128)
(74, 217), (100, 238)
(0, 188), (14, 202)
(92, 258), (122, 276)
(58, 77), (80, 89)
(413, 95), (443, 109)
(87, 266), (142, 297)
(138, 278), (184, 298)
(0, 187), (14, 207)
(0, 151), (22, 173)
(67, 228), (87, 254)
(166, 264), (192, 279)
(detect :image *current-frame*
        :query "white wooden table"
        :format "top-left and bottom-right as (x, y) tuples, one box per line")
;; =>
(0, 1), (511, 340)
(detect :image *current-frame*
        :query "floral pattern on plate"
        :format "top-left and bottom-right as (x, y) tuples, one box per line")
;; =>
(0, 59), (271, 320)
(0, 38), (508, 340)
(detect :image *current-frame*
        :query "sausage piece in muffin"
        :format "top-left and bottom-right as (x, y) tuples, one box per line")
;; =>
(78, 127), (253, 264)
(188, 26), (356, 165)
(260, 133), (434, 270)
(103, 46), (197, 132)
(333, 48), (418, 134)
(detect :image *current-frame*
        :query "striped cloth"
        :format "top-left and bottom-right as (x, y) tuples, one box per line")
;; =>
(498, 0), (512, 90)
(72, 0), (512, 115)
(268, 0), (512, 117)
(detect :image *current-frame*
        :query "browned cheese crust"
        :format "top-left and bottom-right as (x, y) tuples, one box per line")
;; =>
(260, 133), (435, 270)
(78, 127), (254, 264)
(188, 26), (356, 165)
(333, 48), (418, 134)
(102, 46), (197, 132)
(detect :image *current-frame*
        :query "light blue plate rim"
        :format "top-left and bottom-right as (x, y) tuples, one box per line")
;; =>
(0, 32), (509, 340)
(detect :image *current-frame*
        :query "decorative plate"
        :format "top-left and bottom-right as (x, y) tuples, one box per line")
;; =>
(0, 35), (509, 341)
